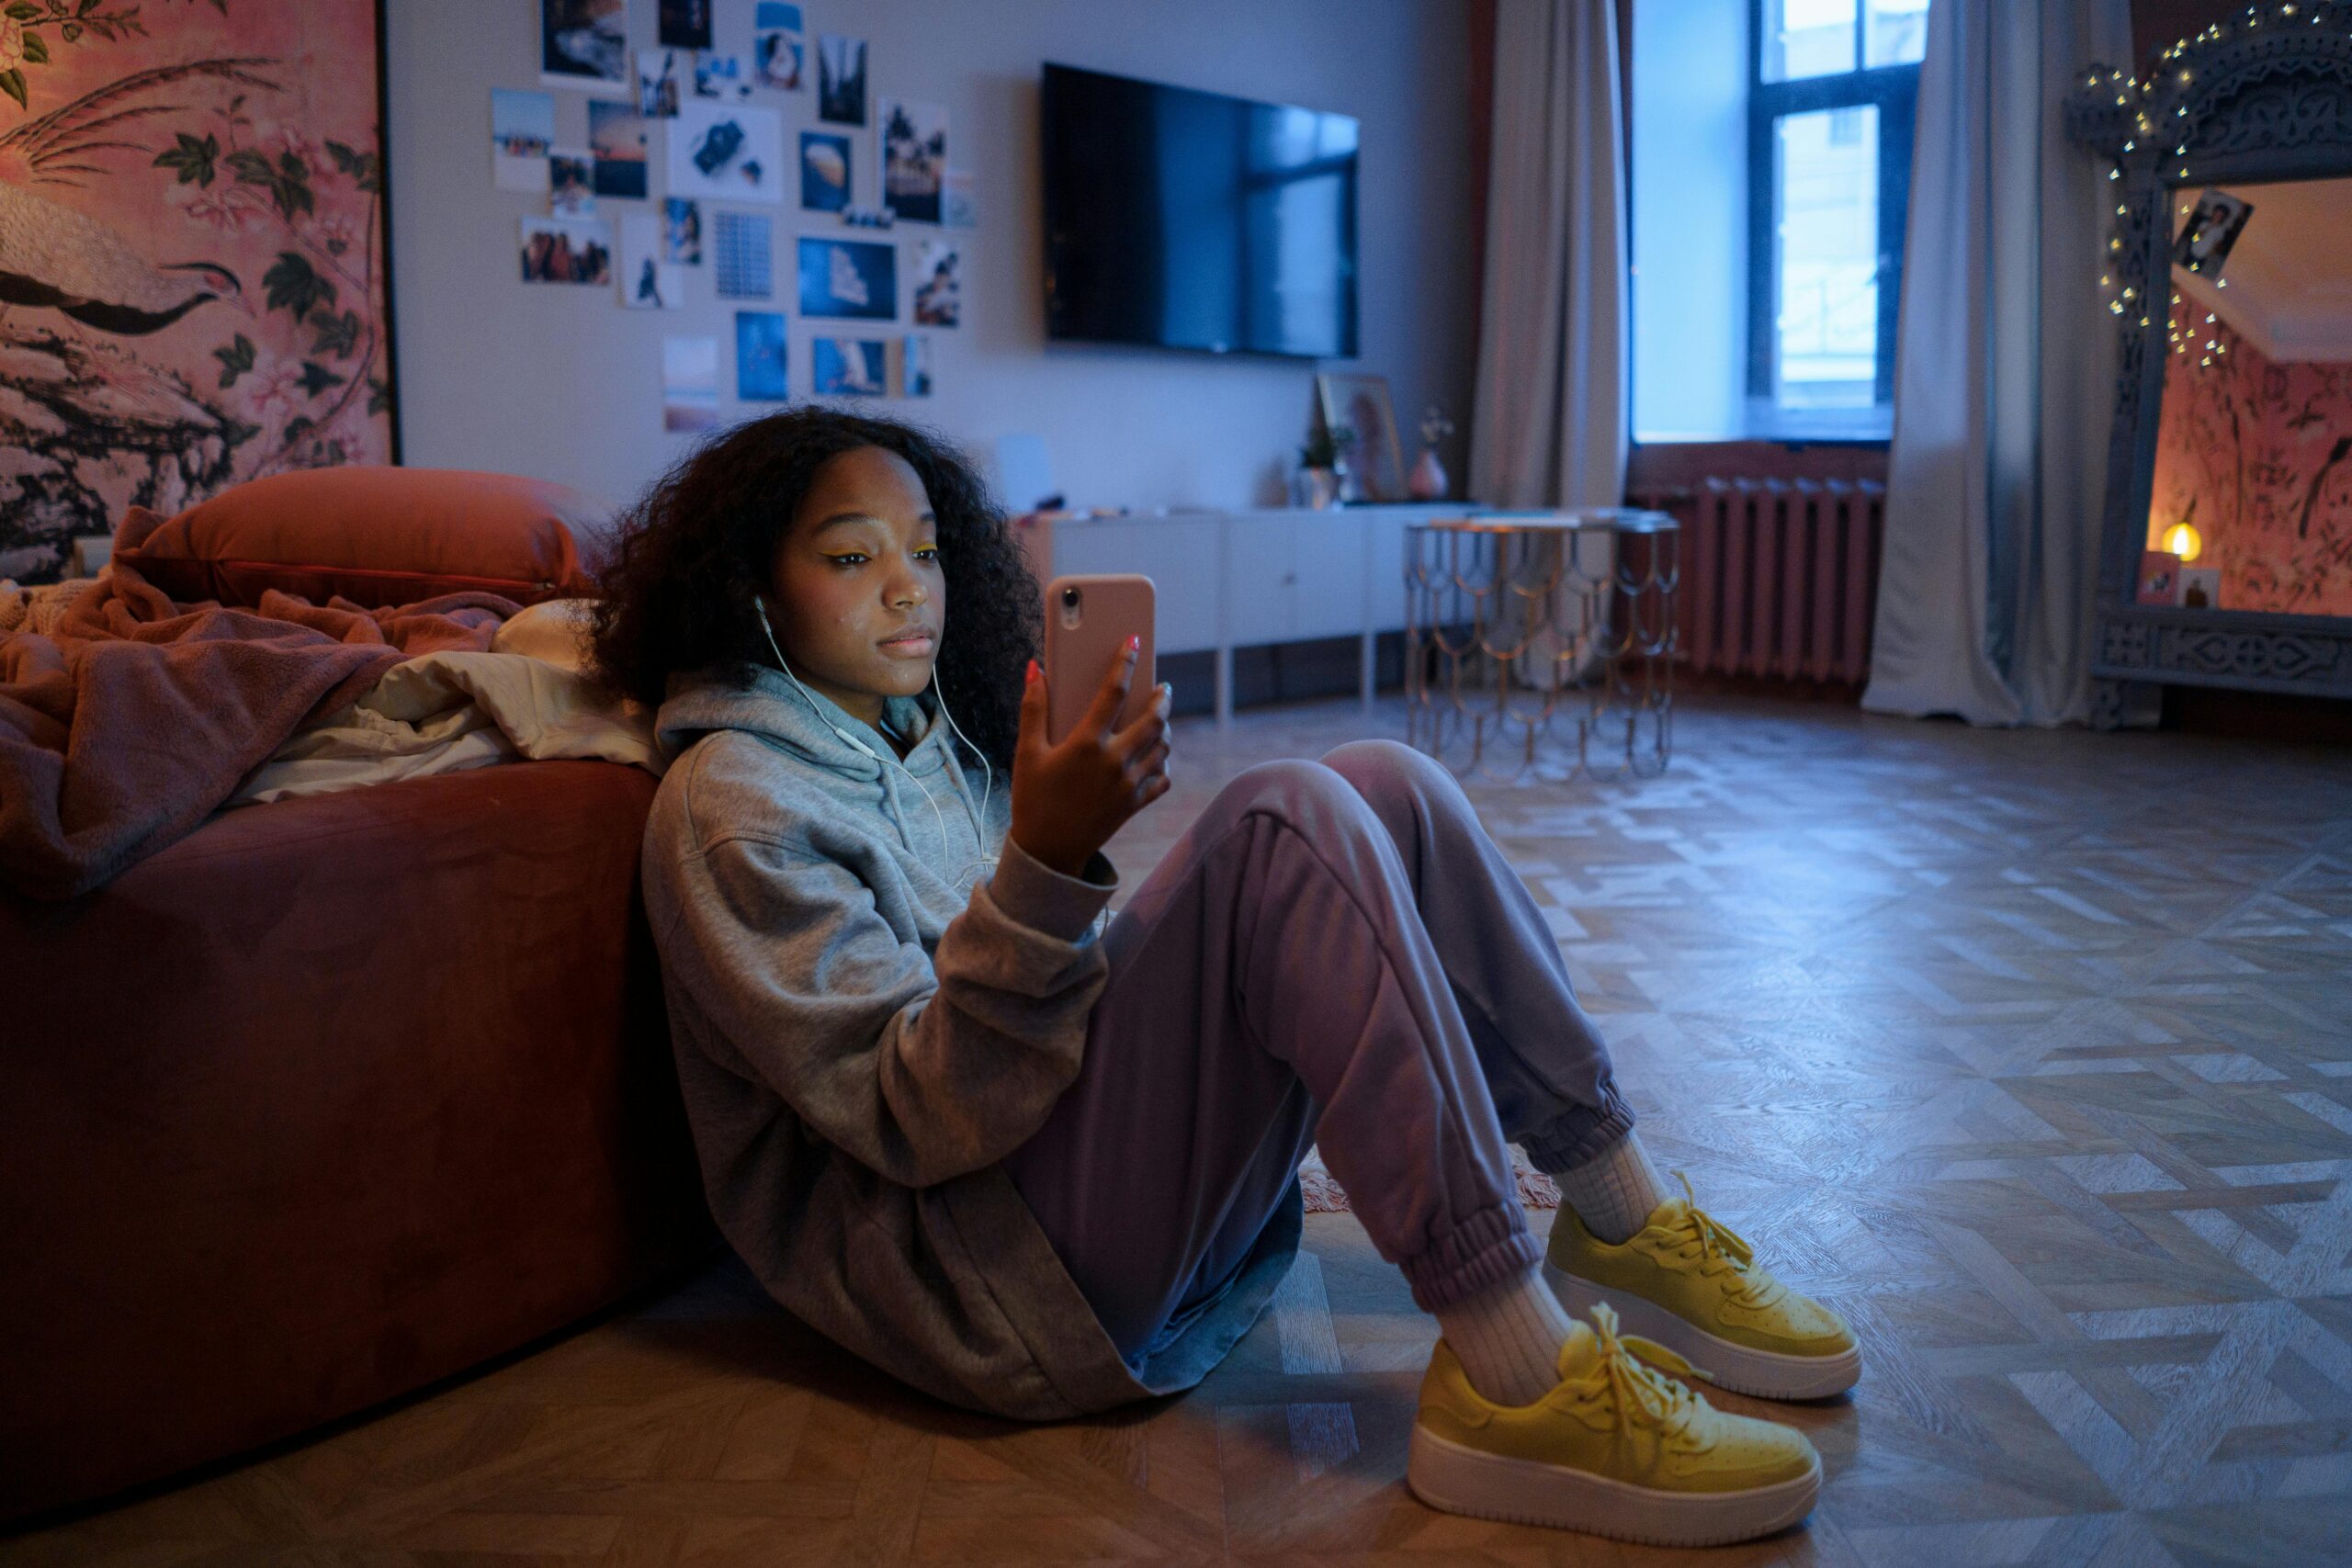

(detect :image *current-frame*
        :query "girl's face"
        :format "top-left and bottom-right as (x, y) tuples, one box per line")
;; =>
(763, 445), (944, 728)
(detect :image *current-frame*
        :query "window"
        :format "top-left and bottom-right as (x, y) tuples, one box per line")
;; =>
(1630, 0), (1925, 443)
(1748, 0), (1922, 432)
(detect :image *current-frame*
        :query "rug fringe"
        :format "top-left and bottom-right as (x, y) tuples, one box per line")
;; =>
(1297, 1145), (1560, 1214)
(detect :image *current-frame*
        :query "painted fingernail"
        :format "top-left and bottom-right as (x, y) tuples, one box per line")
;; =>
(1025, 658), (1038, 683)
(1126, 634), (1140, 653)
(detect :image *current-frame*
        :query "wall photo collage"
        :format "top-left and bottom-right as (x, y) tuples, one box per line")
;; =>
(521, 0), (971, 422)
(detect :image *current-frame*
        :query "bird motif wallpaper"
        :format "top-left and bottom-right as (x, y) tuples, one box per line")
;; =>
(0, 0), (394, 582)
(2149, 289), (2352, 619)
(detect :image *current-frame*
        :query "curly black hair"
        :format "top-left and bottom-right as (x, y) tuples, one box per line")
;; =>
(588, 408), (1041, 773)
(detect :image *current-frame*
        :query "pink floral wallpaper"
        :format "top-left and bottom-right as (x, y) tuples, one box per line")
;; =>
(0, 0), (393, 581)
(2147, 291), (2352, 618)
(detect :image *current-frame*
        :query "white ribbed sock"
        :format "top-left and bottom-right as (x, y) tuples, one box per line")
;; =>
(1555, 1134), (1669, 1244)
(1434, 1262), (1580, 1408)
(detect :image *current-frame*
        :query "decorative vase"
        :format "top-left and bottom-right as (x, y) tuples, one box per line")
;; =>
(1408, 446), (1448, 502)
(1300, 466), (1340, 510)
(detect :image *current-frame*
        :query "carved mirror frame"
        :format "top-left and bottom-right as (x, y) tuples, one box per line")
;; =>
(2067, 7), (2352, 722)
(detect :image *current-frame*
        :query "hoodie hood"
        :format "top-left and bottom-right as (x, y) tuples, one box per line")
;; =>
(658, 663), (951, 778)
(656, 665), (1001, 869)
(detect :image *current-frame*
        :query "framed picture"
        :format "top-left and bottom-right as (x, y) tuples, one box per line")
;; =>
(492, 87), (555, 191)
(735, 310), (788, 400)
(548, 146), (596, 216)
(912, 241), (959, 327)
(657, 0), (712, 51)
(693, 53), (752, 103)
(817, 34), (866, 126)
(712, 211), (774, 299)
(812, 336), (885, 396)
(943, 168), (977, 229)
(800, 130), (851, 213)
(0, 0), (401, 582)
(636, 48), (684, 118)
(2135, 549), (2185, 606)
(663, 197), (703, 264)
(754, 2), (805, 90)
(877, 97), (945, 225)
(797, 236), (896, 321)
(520, 216), (614, 285)
(2172, 187), (2253, 278)
(1316, 373), (1404, 502)
(587, 100), (651, 198)
(666, 101), (785, 203)
(617, 213), (683, 309)
(901, 333), (933, 397)
(662, 333), (719, 431)
(542, 0), (631, 96)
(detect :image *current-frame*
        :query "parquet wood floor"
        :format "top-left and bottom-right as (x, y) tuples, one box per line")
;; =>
(8, 694), (2350, 1566)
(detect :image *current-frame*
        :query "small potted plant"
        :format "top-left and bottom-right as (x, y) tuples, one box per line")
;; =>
(1296, 423), (1354, 510)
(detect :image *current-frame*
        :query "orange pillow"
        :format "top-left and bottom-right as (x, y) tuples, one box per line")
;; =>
(113, 467), (613, 609)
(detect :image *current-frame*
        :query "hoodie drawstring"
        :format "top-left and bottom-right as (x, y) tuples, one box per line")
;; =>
(880, 741), (992, 894)
(933, 746), (991, 852)
(891, 739), (1104, 939)
(876, 766), (912, 856)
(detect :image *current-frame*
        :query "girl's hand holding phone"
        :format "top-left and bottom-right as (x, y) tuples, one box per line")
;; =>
(1008, 636), (1172, 880)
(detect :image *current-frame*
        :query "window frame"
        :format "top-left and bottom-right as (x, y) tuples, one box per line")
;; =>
(1744, 2), (1919, 433)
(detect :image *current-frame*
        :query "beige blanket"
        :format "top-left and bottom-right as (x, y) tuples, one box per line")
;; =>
(228, 600), (660, 806)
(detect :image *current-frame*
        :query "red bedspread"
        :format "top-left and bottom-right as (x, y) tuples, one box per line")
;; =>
(0, 565), (516, 900)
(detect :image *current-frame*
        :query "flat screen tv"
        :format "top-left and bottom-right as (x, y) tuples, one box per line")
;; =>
(1041, 62), (1359, 359)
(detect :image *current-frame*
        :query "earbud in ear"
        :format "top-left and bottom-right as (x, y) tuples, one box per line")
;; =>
(751, 595), (888, 767)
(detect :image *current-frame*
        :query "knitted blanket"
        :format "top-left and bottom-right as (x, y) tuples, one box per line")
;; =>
(1298, 1143), (1561, 1214)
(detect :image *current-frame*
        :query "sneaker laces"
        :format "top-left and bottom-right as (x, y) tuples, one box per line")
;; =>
(1584, 1300), (1709, 1449)
(1663, 1171), (1786, 1309)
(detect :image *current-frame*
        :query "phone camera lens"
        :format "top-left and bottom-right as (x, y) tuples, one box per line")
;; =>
(1060, 587), (1080, 606)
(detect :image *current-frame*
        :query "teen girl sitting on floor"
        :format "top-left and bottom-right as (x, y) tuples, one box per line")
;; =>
(590, 408), (1860, 1550)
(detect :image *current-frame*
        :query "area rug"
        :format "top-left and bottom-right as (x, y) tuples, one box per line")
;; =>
(1297, 1144), (1561, 1213)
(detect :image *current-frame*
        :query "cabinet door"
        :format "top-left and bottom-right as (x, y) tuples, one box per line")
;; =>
(1290, 514), (1372, 640)
(1367, 511), (1413, 631)
(1046, 520), (1222, 652)
(1222, 521), (1295, 646)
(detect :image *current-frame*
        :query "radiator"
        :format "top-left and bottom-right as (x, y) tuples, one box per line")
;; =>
(1634, 477), (1886, 684)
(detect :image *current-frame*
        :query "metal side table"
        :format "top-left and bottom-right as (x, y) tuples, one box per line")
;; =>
(1402, 510), (1679, 781)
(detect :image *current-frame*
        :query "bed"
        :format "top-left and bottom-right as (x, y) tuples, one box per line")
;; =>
(0, 468), (718, 1522)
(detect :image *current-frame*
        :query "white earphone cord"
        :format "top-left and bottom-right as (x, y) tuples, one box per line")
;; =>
(757, 610), (1000, 889)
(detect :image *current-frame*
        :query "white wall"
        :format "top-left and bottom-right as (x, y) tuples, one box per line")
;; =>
(384, 0), (1477, 515)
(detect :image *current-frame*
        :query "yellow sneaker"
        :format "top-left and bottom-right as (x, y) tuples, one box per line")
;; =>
(1544, 1174), (1860, 1400)
(1408, 1301), (1821, 1546)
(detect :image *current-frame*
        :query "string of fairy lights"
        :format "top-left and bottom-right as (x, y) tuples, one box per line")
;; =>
(2086, 0), (2346, 345)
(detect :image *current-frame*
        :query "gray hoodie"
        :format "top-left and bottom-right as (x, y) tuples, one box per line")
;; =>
(641, 666), (1301, 1420)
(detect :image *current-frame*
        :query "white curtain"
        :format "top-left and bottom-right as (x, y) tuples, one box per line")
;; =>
(1861, 0), (2138, 726)
(1470, 0), (1625, 510)
(1470, 0), (1625, 687)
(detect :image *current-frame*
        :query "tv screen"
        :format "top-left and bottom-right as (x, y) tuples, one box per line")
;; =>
(1041, 63), (1359, 359)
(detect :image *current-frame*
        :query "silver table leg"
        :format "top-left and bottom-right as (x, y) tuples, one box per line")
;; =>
(1402, 512), (1679, 784)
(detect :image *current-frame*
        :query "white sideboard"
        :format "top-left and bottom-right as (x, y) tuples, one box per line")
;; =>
(1015, 505), (1479, 728)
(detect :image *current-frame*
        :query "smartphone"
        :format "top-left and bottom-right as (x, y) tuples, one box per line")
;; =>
(1042, 573), (1157, 745)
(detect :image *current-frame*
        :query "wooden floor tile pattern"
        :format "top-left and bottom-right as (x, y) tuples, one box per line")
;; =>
(6, 694), (2350, 1566)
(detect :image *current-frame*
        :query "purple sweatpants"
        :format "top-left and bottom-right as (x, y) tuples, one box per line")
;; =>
(1000, 739), (1634, 1363)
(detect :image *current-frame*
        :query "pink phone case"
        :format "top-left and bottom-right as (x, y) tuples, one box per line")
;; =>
(1043, 574), (1157, 745)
